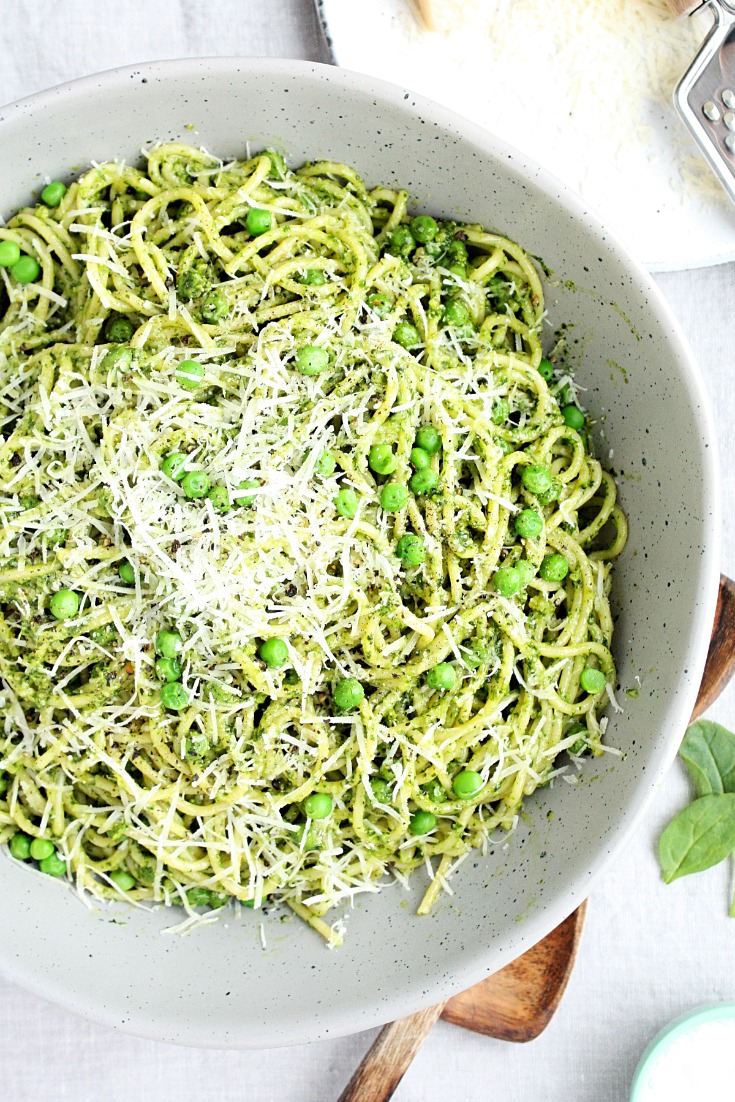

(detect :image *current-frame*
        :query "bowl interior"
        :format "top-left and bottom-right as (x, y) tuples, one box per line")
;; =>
(0, 58), (720, 1047)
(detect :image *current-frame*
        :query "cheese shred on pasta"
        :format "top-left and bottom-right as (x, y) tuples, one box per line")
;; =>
(0, 145), (626, 942)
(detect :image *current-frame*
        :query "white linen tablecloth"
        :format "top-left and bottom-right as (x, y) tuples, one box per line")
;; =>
(1, 4), (734, 1100)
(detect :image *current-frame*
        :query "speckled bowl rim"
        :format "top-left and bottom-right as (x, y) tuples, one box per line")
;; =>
(0, 57), (722, 1047)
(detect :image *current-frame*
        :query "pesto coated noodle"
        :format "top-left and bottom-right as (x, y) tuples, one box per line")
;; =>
(0, 145), (627, 943)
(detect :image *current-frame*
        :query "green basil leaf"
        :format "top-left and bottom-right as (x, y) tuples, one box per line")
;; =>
(658, 793), (735, 883)
(680, 720), (735, 796)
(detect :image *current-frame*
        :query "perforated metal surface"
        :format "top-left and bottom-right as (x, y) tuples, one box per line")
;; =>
(675, 0), (735, 201)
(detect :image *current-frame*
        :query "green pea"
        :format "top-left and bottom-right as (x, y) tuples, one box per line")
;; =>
(101, 346), (133, 373)
(207, 485), (230, 513)
(514, 509), (543, 540)
(393, 321), (421, 349)
(445, 261), (467, 280)
(409, 810), (437, 836)
(259, 638), (289, 669)
(246, 208), (272, 236)
(410, 214), (438, 243)
(566, 723), (588, 755)
(452, 770), (484, 800)
(368, 443), (397, 476)
(388, 225), (415, 257)
(162, 452), (187, 482)
(303, 793), (333, 820)
(104, 315), (134, 343)
(200, 290), (229, 323)
(448, 239), (468, 263)
(333, 677), (364, 712)
(39, 852), (66, 877)
(580, 667), (607, 694)
(176, 359), (205, 390)
(208, 892), (229, 909)
(538, 358), (554, 381)
(562, 404), (585, 430)
(370, 777), (392, 804)
(494, 565), (522, 598)
(41, 181), (67, 207)
(410, 447), (431, 470)
(335, 488), (359, 518)
(110, 870), (136, 891)
(515, 559), (536, 588)
(539, 553), (569, 583)
(181, 470), (210, 499)
(442, 298), (470, 327)
(160, 681), (189, 710)
(380, 482), (408, 512)
(423, 237), (444, 259)
(11, 255), (40, 283)
(426, 662), (456, 692)
(491, 397), (510, 425)
(396, 533), (425, 567)
(415, 425), (442, 455)
(49, 589), (80, 620)
(156, 656), (182, 682)
(9, 832), (32, 860)
(183, 731), (209, 760)
(30, 837), (55, 862)
(521, 464), (552, 495)
(155, 630), (183, 659)
(366, 291), (393, 317)
(295, 345), (329, 375)
(0, 240), (21, 267)
(535, 478), (561, 506)
(187, 887), (214, 907)
(314, 451), (336, 478)
(233, 479), (259, 507)
(409, 467), (439, 495)
(118, 560), (135, 585)
(300, 268), (326, 286)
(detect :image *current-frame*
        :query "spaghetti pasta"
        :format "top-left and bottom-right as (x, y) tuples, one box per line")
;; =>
(0, 144), (626, 941)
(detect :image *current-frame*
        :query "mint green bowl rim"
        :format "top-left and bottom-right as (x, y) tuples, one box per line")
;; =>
(630, 1003), (735, 1100)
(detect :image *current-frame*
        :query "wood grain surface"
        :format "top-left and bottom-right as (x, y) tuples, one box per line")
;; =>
(440, 903), (587, 1041)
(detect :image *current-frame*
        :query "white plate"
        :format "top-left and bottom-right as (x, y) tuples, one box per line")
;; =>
(318, 0), (735, 271)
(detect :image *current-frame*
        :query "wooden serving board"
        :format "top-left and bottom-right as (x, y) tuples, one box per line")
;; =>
(338, 575), (735, 1102)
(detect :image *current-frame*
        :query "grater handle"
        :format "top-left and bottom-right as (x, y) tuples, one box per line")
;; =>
(666, 0), (706, 14)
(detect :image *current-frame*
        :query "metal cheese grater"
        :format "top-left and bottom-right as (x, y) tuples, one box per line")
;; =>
(671, 0), (735, 202)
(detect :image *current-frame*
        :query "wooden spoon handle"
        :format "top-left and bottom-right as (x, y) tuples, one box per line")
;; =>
(336, 1001), (447, 1102)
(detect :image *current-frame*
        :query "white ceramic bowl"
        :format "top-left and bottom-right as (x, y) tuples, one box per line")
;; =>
(0, 58), (720, 1048)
